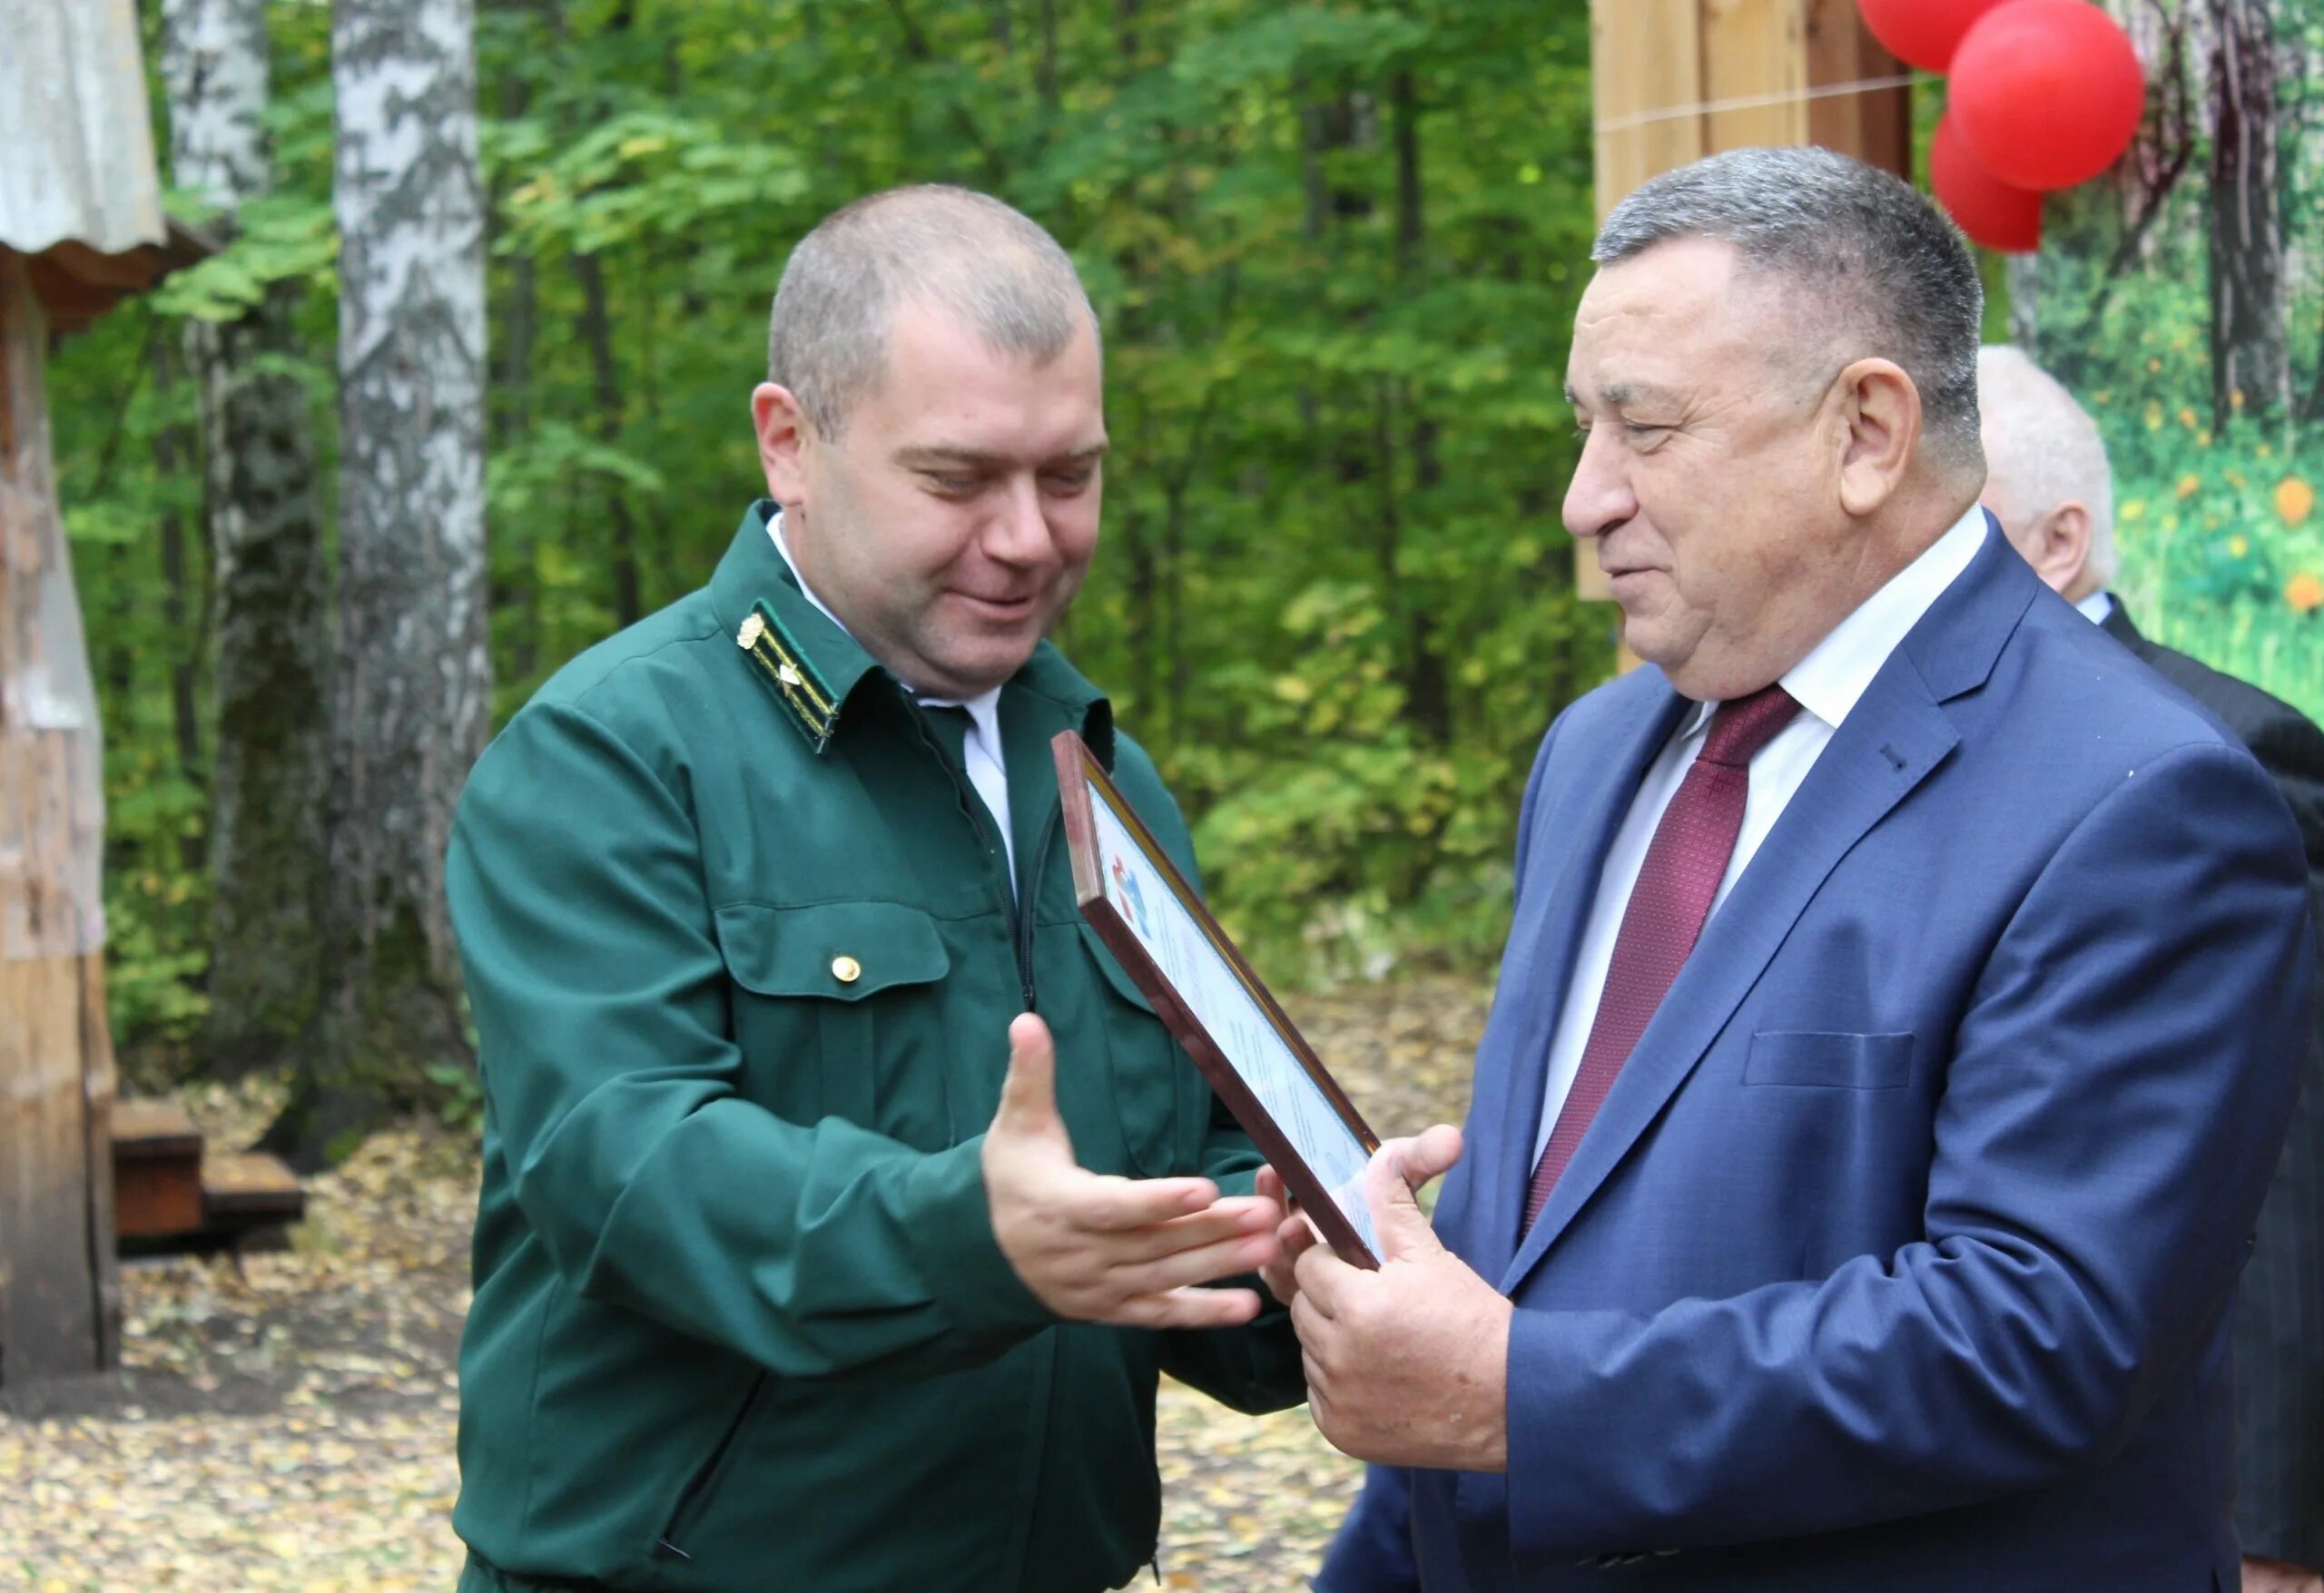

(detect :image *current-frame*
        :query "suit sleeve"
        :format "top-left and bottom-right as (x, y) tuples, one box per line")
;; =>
(1315, 1465), (1420, 1592)
(1499, 739), (2314, 1568)
(448, 700), (1054, 1382)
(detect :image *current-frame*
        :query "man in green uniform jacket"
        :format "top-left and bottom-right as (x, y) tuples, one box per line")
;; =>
(447, 186), (1307, 1592)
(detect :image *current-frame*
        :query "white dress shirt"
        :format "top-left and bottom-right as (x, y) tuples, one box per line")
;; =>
(1531, 503), (1989, 1161)
(2074, 589), (2113, 625)
(768, 512), (1017, 889)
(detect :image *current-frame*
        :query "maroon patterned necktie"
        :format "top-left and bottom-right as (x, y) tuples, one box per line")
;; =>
(1522, 683), (1802, 1231)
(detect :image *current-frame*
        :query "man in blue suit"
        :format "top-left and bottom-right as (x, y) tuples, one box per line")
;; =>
(1272, 148), (2316, 1591)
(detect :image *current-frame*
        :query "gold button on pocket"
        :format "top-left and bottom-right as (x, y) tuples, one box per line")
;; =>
(831, 955), (862, 985)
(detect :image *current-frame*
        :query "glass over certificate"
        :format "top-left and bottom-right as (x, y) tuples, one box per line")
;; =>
(1052, 730), (1383, 1268)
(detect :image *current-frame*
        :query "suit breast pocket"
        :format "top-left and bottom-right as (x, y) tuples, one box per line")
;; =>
(1742, 1030), (1915, 1090)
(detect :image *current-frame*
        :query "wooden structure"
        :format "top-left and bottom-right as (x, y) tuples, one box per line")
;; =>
(1581, 0), (1914, 608)
(0, 0), (210, 1387)
(113, 1100), (306, 1254)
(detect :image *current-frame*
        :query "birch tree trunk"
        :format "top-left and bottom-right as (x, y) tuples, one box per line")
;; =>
(159, 0), (331, 1081)
(2210, 0), (2288, 430)
(275, 0), (487, 1164)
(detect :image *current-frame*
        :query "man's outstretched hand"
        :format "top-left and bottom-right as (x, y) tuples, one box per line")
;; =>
(984, 1013), (1283, 1329)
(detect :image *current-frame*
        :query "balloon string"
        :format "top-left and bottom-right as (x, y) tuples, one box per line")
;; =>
(1595, 74), (1922, 136)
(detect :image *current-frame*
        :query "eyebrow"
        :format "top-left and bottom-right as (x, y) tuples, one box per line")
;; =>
(1566, 380), (1680, 409)
(894, 442), (1111, 469)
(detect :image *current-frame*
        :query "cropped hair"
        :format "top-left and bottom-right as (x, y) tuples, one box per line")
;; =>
(1595, 147), (1986, 468)
(767, 185), (1096, 438)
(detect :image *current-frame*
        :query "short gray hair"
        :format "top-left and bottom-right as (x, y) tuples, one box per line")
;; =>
(767, 185), (1097, 438)
(1975, 344), (2117, 585)
(1594, 147), (1985, 467)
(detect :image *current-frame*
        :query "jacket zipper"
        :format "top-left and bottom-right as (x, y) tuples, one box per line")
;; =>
(655, 1371), (769, 1560)
(1016, 802), (1059, 1014)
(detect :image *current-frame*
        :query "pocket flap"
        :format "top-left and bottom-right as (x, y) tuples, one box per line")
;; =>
(1742, 1029), (1914, 1089)
(714, 900), (950, 1002)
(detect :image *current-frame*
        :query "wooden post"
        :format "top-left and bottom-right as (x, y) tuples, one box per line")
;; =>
(0, 248), (120, 1387)
(1581, 0), (1913, 621)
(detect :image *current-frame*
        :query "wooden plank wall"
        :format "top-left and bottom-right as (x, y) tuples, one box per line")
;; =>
(1579, 0), (1911, 611)
(0, 250), (120, 1387)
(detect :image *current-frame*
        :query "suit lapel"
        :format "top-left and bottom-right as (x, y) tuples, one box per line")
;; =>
(1495, 524), (2041, 1293)
(1465, 683), (1689, 1276)
(1500, 670), (1959, 1290)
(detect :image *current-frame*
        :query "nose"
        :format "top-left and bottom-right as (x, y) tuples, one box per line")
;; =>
(1562, 426), (1637, 542)
(985, 472), (1054, 566)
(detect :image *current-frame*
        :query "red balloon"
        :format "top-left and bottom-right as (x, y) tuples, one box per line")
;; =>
(1855, 0), (2012, 73)
(1951, 0), (2147, 192)
(1930, 113), (2043, 253)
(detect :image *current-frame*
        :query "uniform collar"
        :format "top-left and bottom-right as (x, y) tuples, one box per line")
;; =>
(708, 499), (1115, 764)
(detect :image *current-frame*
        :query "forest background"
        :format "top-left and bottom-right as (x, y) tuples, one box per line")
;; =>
(51, 0), (2324, 1155)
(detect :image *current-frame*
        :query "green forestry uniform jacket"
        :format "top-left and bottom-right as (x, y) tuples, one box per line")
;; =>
(446, 502), (1304, 1593)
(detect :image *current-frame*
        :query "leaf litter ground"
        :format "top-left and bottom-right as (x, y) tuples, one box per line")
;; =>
(1, 973), (1484, 1591)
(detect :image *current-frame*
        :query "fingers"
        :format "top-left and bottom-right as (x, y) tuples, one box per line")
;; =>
(1403, 1124), (1464, 1191)
(991, 1013), (1060, 1138)
(1068, 1175), (1223, 1233)
(1259, 1207), (1321, 1306)
(1105, 1284), (1264, 1331)
(1101, 1226), (1281, 1299)
(1082, 1194), (1273, 1264)
(1291, 1237), (1346, 1316)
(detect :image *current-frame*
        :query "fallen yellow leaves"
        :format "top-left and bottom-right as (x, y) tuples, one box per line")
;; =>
(1, 979), (1487, 1591)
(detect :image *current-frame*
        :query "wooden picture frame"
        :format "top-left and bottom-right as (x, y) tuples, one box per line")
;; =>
(1052, 730), (1383, 1269)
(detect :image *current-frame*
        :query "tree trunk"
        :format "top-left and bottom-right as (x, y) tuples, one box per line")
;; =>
(274, 0), (489, 1165)
(2209, 0), (2287, 431)
(147, 329), (204, 871)
(0, 251), (121, 1387)
(161, 0), (334, 1082)
(573, 250), (641, 628)
(1391, 69), (1450, 748)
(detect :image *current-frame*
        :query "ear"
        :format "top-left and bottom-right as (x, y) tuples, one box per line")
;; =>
(751, 382), (813, 506)
(1832, 358), (1922, 517)
(2025, 501), (2093, 597)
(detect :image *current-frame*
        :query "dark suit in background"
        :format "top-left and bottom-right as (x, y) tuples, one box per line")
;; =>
(2101, 598), (2324, 1568)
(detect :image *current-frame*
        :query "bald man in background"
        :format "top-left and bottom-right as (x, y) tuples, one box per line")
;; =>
(1980, 344), (2324, 1593)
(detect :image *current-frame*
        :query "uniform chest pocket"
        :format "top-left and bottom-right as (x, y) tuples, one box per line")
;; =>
(1742, 1029), (1915, 1090)
(714, 900), (954, 1146)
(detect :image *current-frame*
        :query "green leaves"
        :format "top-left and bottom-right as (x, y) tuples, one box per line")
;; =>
(151, 195), (339, 322)
(64, 0), (1620, 1061)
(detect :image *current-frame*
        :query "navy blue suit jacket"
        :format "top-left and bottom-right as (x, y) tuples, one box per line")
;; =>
(1318, 529), (2314, 1592)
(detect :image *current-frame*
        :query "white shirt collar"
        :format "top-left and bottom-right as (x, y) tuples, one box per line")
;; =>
(1677, 501), (1988, 736)
(766, 507), (1004, 723)
(2073, 588), (2114, 625)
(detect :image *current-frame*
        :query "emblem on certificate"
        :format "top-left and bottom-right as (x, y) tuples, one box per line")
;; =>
(1053, 731), (1384, 1268)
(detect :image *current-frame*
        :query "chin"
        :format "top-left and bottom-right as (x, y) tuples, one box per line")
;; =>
(930, 643), (1039, 695)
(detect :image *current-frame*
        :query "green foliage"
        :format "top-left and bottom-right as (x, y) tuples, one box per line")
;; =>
(425, 1062), (487, 1136)
(150, 192), (340, 321)
(56, 0), (1611, 1067)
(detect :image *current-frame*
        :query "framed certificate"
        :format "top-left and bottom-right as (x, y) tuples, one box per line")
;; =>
(1052, 730), (1383, 1269)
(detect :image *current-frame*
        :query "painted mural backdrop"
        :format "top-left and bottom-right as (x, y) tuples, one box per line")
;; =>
(2007, 0), (2324, 718)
